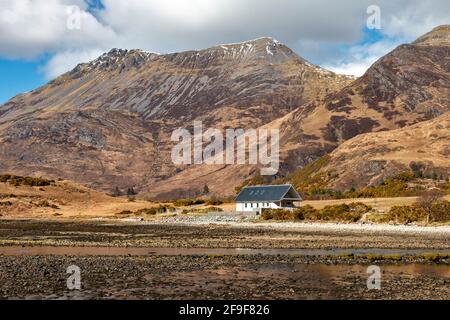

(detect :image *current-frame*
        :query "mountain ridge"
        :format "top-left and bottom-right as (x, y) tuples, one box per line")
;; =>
(0, 27), (449, 198)
(0, 35), (352, 197)
(150, 26), (450, 198)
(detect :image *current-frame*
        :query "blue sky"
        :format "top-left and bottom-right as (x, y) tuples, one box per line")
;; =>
(0, 0), (448, 104)
(0, 0), (105, 103)
(0, 59), (47, 104)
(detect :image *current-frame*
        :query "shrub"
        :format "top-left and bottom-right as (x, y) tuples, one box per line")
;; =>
(293, 205), (317, 220)
(206, 199), (224, 206)
(127, 188), (137, 196)
(420, 253), (450, 262)
(429, 201), (450, 222)
(358, 254), (402, 262)
(383, 254), (402, 261)
(382, 206), (426, 224)
(119, 204), (176, 217)
(377, 201), (450, 224)
(136, 208), (157, 215)
(261, 210), (272, 220)
(0, 175), (54, 187)
(261, 209), (294, 221)
(390, 202), (449, 223)
(190, 207), (224, 214)
(117, 210), (133, 215)
(306, 203), (371, 222)
(35, 200), (59, 209)
(360, 254), (384, 262)
(157, 204), (176, 213)
(261, 203), (371, 222)
(173, 198), (205, 207)
(0, 175), (11, 183)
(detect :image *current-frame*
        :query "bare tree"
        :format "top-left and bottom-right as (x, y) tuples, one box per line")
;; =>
(417, 190), (445, 224)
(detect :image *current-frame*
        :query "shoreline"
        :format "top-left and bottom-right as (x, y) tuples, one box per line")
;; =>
(1, 246), (450, 268)
(1, 255), (449, 300)
(4, 216), (450, 235)
(143, 219), (450, 235)
(0, 218), (449, 250)
(0, 218), (448, 300)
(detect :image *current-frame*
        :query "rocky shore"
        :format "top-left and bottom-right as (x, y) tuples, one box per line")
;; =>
(0, 219), (449, 249)
(0, 255), (448, 300)
(0, 219), (448, 300)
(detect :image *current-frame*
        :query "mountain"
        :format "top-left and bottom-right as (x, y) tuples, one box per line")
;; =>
(275, 25), (450, 172)
(0, 38), (350, 129)
(303, 111), (450, 191)
(1, 27), (448, 199)
(0, 37), (351, 196)
(151, 26), (450, 198)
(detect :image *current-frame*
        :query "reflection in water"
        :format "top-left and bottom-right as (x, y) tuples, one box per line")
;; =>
(74, 263), (450, 300)
(0, 246), (450, 257)
(312, 264), (450, 278)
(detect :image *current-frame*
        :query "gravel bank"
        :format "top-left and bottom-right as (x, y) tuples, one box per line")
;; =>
(151, 215), (450, 235)
(0, 219), (449, 249)
(0, 255), (449, 300)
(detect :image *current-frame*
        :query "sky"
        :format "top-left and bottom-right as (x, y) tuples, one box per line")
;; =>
(0, 0), (449, 104)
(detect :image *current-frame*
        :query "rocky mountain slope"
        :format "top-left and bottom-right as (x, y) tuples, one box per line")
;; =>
(0, 27), (449, 199)
(153, 26), (450, 198)
(276, 25), (450, 171)
(305, 111), (450, 191)
(0, 38), (351, 197)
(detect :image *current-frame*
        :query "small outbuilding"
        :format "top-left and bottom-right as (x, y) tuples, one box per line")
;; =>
(235, 184), (302, 215)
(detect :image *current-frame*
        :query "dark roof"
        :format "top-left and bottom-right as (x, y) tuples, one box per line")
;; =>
(235, 185), (302, 202)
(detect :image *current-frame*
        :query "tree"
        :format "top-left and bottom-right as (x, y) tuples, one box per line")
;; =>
(417, 190), (445, 224)
(203, 184), (210, 195)
(113, 187), (122, 197)
(127, 187), (137, 197)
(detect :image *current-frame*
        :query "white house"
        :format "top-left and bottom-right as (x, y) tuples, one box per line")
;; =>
(235, 184), (302, 215)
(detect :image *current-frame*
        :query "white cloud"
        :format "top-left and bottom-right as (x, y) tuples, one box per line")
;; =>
(325, 61), (375, 78)
(0, 0), (449, 78)
(97, 0), (368, 52)
(381, 0), (450, 38)
(323, 40), (400, 77)
(0, 0), (115, 57)
(41, 48), (105, 79)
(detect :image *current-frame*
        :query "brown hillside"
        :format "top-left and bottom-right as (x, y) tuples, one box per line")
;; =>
(0, 38), (350, 197)
(316, 112), (450, 190)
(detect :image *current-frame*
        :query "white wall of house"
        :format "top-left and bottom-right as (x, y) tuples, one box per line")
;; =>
(236, 202), (281, 213)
